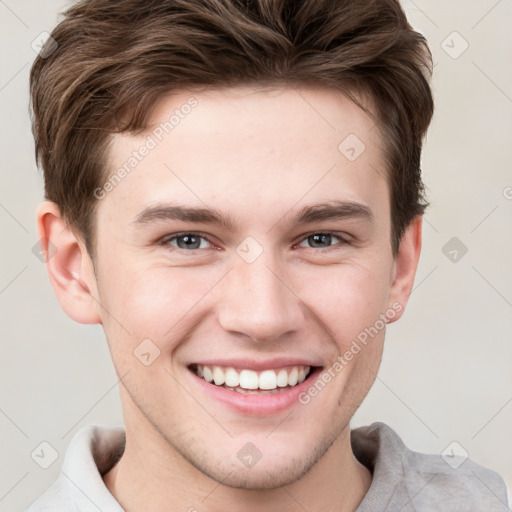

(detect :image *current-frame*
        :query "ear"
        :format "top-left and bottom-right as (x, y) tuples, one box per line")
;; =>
(386, 215), (423, 323)
(36, 200), (101, 324)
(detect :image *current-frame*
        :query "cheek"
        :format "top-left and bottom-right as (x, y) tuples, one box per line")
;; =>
(102, 264), (219, 347)
(294, 258), (391, 344)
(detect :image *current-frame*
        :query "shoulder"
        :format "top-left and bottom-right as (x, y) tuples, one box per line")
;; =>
(25, 474), (79, 512)
(25, 424), (125, 512)
(352, 422), (509, 512)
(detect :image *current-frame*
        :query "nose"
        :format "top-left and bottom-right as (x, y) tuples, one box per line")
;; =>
(217, 252), (305, 343)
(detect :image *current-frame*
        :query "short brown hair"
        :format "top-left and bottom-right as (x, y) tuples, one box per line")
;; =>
(30, 0), (434, 258)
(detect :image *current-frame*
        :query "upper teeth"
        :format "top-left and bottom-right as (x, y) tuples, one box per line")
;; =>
(195, 364), (310, 390)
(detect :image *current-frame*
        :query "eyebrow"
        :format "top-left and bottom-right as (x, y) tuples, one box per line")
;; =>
(132, 200), (374, 231)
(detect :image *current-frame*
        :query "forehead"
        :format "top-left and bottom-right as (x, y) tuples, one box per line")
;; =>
(101, 85), (389, 229)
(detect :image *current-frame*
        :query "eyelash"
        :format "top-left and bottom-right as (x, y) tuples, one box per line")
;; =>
(159, 231), (352, 254)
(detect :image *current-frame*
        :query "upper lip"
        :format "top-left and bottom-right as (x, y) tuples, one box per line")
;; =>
(189, 357), (322, 372)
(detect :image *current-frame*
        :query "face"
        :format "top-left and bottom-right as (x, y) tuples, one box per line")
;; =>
(88, 86), (404, 488)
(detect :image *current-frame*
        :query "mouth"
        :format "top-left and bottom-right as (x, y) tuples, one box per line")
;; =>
(188, 363), (317, 395)
(188, 357), (325, 415)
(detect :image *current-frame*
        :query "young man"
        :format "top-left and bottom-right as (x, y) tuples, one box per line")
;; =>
(27, 0), (509, 510)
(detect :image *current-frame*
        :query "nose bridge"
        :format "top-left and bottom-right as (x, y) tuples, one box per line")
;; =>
(217, 247), (303, 342)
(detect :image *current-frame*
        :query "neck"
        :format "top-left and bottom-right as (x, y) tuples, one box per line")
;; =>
(103, 419), (372, 512)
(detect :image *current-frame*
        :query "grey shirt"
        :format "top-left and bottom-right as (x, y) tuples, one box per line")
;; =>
(26, 422), (509, 511)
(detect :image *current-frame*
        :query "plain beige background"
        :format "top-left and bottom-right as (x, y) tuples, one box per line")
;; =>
(1, 1), (511, 510)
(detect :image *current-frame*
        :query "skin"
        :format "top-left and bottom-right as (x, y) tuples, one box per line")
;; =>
(37, 85), (422, 512)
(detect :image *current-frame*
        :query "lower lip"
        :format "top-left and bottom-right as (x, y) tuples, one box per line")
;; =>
(187, 367), (323, 416)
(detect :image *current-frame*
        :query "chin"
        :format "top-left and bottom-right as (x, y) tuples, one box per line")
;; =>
(201, 459), (311, 490)
(181, 436), (333, 491)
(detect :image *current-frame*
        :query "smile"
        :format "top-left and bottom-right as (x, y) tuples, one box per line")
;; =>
(187, 359), (323, 415)
(191, 364), (312, 394)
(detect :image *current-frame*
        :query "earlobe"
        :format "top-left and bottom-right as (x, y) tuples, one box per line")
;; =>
(36, 200), (101, 324)
(387, 215), (423, 324)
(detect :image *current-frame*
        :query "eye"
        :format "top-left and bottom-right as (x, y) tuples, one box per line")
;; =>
(295, 232), (351, 250)
(159, 231), (351, 254)
(160, 232), (214, 251)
